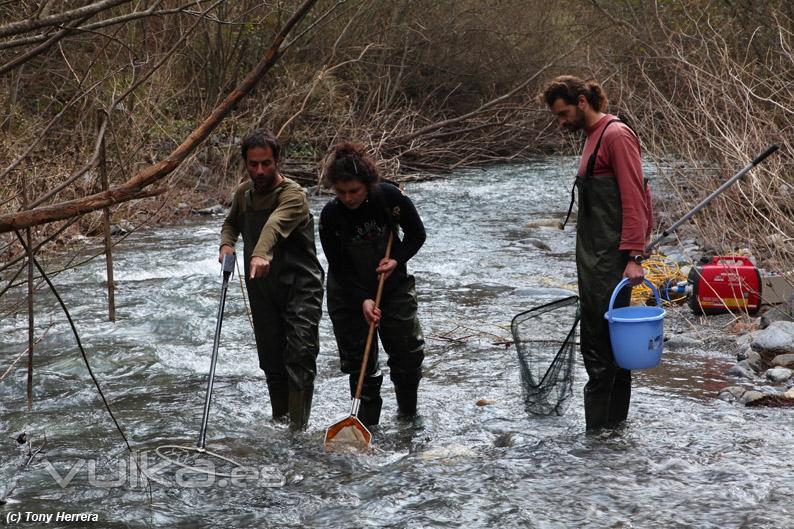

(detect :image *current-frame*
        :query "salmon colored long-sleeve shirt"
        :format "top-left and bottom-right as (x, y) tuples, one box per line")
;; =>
(577, 114), (653, 252)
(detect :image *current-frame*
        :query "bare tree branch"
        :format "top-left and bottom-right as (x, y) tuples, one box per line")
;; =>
(0, 1), (188, 51)
(0, 14), (92, 76)
(0, 0), (132, 39)
(3, 0), (223, 206)
(0, 0), (320, 233)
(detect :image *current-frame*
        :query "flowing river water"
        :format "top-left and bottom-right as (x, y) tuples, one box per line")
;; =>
(1, 161), (792, 528)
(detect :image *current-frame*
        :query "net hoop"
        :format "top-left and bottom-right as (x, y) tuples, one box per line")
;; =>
(154, 444), (245, 478)
(511, 295), (580, 416)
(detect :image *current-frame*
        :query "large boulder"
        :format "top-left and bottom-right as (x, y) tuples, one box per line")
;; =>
(750, 321), (794, 355)
(760, 303), (794, 328)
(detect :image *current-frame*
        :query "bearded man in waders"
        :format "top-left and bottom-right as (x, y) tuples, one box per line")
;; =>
(218, 129), (324, 431)
(540, 76), (653, 430)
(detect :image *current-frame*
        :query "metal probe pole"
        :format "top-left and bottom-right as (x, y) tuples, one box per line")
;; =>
(646, 144), (779, 253)
(197, 253), (236, 450)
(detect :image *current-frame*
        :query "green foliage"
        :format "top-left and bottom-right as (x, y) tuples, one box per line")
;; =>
(285, 141), (321, 159)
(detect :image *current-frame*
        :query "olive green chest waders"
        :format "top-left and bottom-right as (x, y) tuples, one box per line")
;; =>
(574, 120), (633, 430)
(241, 189), (324, 431)
(327, 217), (425, 427)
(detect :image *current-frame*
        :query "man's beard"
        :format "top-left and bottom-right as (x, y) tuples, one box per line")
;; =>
(252, 173), (276, 192)
(562, 107), (587, 133)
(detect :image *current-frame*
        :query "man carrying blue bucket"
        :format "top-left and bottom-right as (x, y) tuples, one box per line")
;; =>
(539, 76), (654, 430)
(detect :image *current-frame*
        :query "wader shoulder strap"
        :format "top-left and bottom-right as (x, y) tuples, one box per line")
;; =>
(561, 118), (622, 230)
(584, 119), (621, 179)
(369, 182), (401, 230)
(560, 182), (577, 230)
(243, 189), (252, 213)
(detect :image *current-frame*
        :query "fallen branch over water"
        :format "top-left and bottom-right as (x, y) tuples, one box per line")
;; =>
(0, 0), (320, 234)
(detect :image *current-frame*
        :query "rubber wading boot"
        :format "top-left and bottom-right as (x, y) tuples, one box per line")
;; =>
(584, 387), (612, 431)
(394, 384), (419, 418)
(288, 389), (313, 431)
(350, 373), (383, 427)
(267, 381), (289, 421)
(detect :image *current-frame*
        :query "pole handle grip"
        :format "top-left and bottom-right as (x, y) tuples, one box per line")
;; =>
(221, 253), (235, 277)
(752, 144), (779, 165)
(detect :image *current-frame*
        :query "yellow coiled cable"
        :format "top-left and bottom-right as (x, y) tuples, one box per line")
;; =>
(632, 253), (689, 305)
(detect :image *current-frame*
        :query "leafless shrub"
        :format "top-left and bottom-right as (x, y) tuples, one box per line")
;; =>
(585, 1), (793, 275)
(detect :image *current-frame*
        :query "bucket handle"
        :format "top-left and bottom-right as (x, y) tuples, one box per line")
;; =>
(607, 278), (662, 323)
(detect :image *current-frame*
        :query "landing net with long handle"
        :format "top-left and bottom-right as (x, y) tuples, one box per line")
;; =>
(155, 253), (245, 478)
(324, 232), (394, 453)
(511, 296), (579, 416)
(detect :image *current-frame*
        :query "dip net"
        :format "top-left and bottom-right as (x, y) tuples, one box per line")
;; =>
(511, 295), (579, 416)
(324, 423), (370, 453)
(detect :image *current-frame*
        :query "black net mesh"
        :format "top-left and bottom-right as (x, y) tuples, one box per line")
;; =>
(511, 296), (579, 416)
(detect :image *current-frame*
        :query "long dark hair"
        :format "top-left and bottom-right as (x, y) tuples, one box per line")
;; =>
(540, 75), (608, 112)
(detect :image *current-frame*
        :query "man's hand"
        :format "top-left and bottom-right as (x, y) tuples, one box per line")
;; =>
(375, 258), (398, 280)
(249, 256), (271, 279)
(219, 244), (235, 264)
(623, 260), (645, 286)
(362, 299), (381, 325)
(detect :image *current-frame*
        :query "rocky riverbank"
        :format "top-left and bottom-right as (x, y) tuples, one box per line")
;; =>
(720, 318), (794, 406)
(653, 239), (794, 407)
(663, 303), (794, 406)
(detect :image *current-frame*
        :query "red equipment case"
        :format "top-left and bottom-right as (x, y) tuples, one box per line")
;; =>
(687, 256), (762, 315)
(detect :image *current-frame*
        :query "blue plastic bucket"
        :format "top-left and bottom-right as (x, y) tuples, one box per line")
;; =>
(604, 278), (666, 370)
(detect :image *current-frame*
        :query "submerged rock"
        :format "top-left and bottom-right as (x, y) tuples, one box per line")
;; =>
(511, 287), (575, 298)
(524, 218), (564, 229)
(517, 238), (552, 251)
(717, 386), (747, 402)
(726, 362), (754, 380)
(418, 444), (476, 461)
(493, 432), (515, 448)
(665, 334), (704, 349)
(742, 390), (767, 404)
